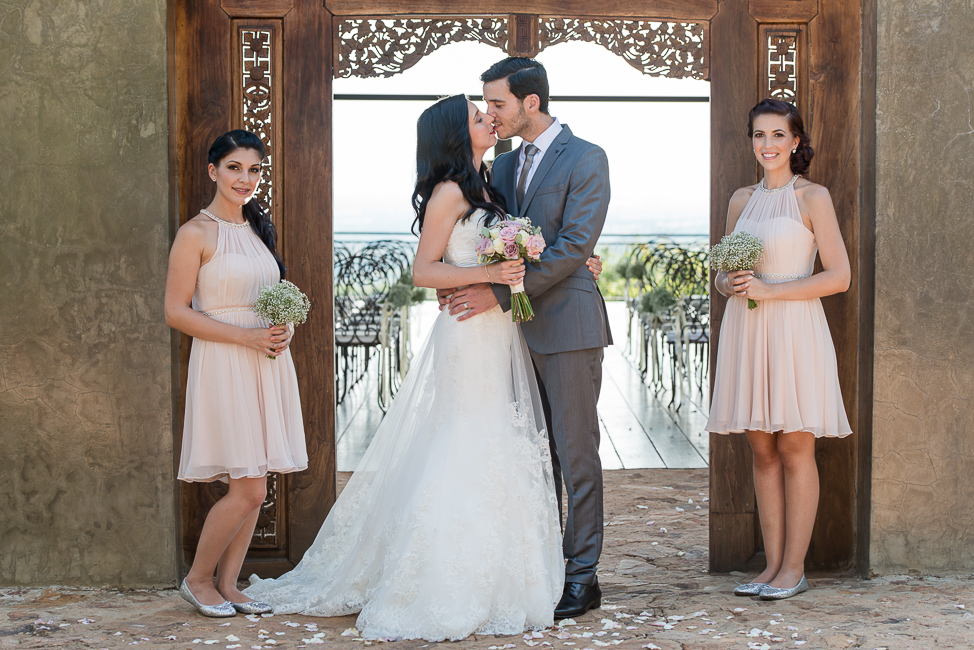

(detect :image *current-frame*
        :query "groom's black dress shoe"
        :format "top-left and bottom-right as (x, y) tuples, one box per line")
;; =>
(554, 580), (602, 619)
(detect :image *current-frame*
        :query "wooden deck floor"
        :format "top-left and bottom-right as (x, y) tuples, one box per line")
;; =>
(336, 301), (710, 471)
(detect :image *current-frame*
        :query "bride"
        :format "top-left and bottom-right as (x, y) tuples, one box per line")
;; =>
(246, 95), (598, 641)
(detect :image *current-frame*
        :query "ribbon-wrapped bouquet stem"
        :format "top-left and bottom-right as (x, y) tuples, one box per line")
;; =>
(252, 279), (312, 358)
(476, 216), (546, 322)
(710, 231), (765, 310)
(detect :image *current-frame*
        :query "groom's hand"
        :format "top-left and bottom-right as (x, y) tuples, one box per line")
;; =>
(448, 283), (499, 321)
(435, 288), (455, 311)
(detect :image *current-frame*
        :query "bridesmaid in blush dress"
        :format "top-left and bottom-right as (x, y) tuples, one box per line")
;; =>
(165, 130), (307, 617)
(706, 99), (853, 600)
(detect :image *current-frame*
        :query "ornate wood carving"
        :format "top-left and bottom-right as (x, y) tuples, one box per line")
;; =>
(234, 24), (282, 225)
(510, 14), (539, 56)
(760, 25), (805, 108)
(324, 1), (720, 21)
(538, 18), (709, 80)
(232, 21), (287, 552)
(335, 16), (707, 80)
(336, 17), (508, 78)
(251, 473), (280, 548)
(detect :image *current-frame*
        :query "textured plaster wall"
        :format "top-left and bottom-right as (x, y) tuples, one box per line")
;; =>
(872, 0), (974, 572)
(0, 0), (174, 585)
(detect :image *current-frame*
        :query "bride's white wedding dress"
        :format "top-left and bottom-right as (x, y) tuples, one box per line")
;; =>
(245, 213), (564, 641)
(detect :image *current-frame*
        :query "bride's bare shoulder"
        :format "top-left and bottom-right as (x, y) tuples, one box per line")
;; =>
(427, 181), (468, 219)
(429, 180), (463, 202)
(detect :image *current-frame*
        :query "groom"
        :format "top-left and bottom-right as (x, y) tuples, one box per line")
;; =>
(441, 57), (612, 618)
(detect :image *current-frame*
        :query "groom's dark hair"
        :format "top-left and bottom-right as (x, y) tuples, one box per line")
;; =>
(481, 57), (550, 114)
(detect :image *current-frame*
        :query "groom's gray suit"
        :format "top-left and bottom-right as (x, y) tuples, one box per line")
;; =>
(490, 124), (611, 585)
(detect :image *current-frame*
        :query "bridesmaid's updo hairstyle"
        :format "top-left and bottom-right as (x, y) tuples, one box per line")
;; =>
(208, 130), (286, 279)
(411, 94), (507, 235)
(747, 98), (814, 176)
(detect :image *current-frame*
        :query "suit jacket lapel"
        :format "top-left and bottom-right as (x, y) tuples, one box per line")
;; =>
(518, 125), (573, 218)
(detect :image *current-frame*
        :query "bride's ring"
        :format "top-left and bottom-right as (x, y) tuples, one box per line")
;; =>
(464, 302), (469, 309)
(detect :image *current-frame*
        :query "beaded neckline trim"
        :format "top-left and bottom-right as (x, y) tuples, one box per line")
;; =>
(201, 208), (249, 228)
(759, 175), (800, 194)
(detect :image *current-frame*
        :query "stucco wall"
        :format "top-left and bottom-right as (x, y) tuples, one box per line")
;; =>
(872, 0), (974, 573)
(0, 0), (174, 585)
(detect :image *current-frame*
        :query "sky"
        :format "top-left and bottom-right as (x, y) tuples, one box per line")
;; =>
(333, 40), (711, 238)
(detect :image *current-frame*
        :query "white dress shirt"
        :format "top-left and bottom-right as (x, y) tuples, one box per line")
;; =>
(515, 118), (563, 194)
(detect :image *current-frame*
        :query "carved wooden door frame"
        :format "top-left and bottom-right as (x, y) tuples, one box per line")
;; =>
(169, 0), (333, 578)
(168, 0), (873, 577)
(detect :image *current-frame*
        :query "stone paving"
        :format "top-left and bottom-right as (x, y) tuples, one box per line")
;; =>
(2, 470), (972, 649)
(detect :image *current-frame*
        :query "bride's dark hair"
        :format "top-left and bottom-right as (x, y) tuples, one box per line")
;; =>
(411, 94), (507, 235)
(207, 130), (287, 278)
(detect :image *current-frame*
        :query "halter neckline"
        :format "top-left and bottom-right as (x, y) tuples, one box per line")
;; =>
(759, 175), (800, 194)
(201, 208), (249, 228)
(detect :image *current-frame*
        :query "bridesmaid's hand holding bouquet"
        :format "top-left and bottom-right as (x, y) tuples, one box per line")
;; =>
(710, 232), (764, 309)
(252, 280), (311, 358)
(477, 216), (546, 322)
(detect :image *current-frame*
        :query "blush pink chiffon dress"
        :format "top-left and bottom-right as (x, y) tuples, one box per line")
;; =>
(706, 175), (853, 438)
(177, 212), (308, 483)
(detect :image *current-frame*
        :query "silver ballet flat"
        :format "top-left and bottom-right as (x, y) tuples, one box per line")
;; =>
(759, 575), (808, 600)
(733, 582), (770, 596)
(178, 579), (236, 617)
(230, 600), (273, 615)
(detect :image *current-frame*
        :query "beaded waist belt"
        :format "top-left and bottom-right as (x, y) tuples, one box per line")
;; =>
(754, 273), (808, 280)
(202, 306), (253, 317)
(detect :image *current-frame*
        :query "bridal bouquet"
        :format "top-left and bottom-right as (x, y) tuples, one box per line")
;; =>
(252, 280), (311, 358)
(710, 231), (764, 310)
(477, 216), (546, 322)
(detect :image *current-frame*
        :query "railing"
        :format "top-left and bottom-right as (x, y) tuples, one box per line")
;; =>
(332, 233), (711, 411)
(333, 239), (418, 409)
(619, 239), (710, 408)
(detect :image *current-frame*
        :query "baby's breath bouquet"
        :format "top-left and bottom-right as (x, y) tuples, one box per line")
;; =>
(710, 231), (764, 310)
(476, 215), (546, 322)
(252, 280), (311, 359)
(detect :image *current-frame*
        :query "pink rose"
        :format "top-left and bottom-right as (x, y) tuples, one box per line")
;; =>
(525, 234), (546, 259)
(503, 242), (519, 259)
(499, 226), (518, 243)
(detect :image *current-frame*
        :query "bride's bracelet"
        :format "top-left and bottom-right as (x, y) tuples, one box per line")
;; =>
(485, 265), (492, 283)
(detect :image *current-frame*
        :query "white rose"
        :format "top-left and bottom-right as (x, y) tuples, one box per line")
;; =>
(493, 238), (506, 254)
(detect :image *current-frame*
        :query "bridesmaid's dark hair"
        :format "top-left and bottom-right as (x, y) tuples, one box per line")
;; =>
(747, 98), (814, 176)
(207, 130), (286, 279)
(411, 94), (507, 235)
